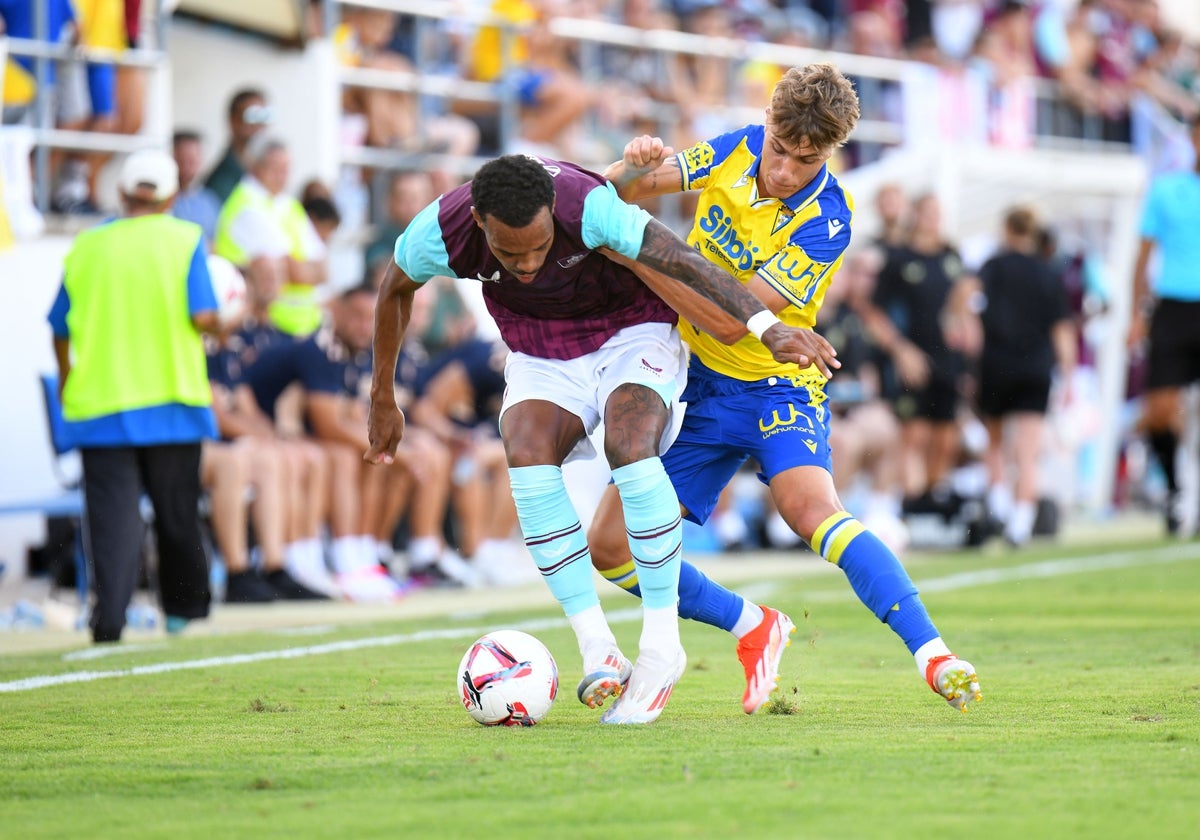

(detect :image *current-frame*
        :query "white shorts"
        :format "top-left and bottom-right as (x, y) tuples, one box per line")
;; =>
(500, 322), (689, 463)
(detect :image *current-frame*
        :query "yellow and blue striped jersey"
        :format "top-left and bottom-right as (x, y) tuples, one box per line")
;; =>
(676, 124), (854, 382)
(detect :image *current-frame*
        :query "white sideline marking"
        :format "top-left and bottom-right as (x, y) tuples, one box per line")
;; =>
(3, 545), (1198, 694)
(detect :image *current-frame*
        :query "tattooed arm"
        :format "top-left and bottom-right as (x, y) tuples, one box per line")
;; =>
(635, 219), (840, 376)
(603, 135), (684, 202)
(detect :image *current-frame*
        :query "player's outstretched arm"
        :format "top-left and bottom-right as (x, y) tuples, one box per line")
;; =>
(635, 219), (841, 377)
(366, 259), (420, 465)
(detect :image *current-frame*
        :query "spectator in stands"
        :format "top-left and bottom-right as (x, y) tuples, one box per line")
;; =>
(1127, 112), (1200, 536)
(364, 170), (435, 272)
(333, 5), (478, 195)
(204, 87), (272, 204)
(860, 192), (968, 515)
(410, 334), (531, 585)
(171, 130), (222, 245)
(873, 181), (911, 259)
(958, 205), (1077, 546)
(817, 245), (906, 541)
(47, 149), (215, 643)
(465, 0), (596, 158)
(214, 133), (328, 337)
(303, 194), (342, 245)
(209, 259), (337, 598)
(239, 283), (465, 597)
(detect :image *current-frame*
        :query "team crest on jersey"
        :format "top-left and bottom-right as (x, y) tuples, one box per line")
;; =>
(773, 206), (794, 235)
(682, 142), (715, 174)
(557, 252), (589, 269)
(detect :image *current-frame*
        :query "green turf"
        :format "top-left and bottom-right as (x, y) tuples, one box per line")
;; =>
(2, 539), (1199, 839)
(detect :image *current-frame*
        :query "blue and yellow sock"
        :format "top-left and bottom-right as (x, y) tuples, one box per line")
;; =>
(509, 464), (598, 617)
(600, 558), (744, 632)
(610, 458), (682, 610)
(811, 511), (937, 654)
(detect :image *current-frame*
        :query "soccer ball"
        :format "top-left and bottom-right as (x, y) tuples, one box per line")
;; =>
(458, 630), (558, 727)
(207, 254), (247, 327)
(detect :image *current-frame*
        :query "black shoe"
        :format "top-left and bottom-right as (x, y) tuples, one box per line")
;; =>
(92, 625), (122, 643)
(264, 568), (331, 600)
(408, 563), (465, 589)
(225, 570), (280, 603)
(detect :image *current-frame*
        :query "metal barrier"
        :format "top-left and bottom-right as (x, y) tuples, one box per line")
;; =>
(4, 0), (170, 213)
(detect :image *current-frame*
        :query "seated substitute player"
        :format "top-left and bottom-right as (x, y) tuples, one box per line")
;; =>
(366, 154), (836, 725)
(241, 284), (458, 600)
(592, 63), (981, 713)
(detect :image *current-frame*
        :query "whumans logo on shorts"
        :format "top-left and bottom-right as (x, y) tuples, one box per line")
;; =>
(758, 403), (816, 438)
(698, 205), (761, 272)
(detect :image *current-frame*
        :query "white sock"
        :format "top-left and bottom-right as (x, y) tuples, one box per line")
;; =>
(376, 539), (395, 563)
(866, 491), (902, 519)
(765, 511), (802, 548)
(914, 638), (952, 677)
(570, 605), (616, 663)
(408, 536), (441, 569)
(639, 604), (681, 655)
(331, 536), (367, 574)
(730, 601), (765, 639)
(1006, 500), (1036, 545)
(987, 483), (1013, 521)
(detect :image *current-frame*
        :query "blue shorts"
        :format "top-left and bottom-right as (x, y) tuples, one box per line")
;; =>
(87, 62), (116, 118)
(663, 358), (833, 525)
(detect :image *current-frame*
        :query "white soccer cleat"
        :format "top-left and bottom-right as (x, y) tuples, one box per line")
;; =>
(336, 564), (405, 603)
(599, 646), (686, 725)
(576, 644), (633, 710)
(925, 654), (982, 712)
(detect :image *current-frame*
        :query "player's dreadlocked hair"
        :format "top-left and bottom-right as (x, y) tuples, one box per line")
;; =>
(471, 155), (556, 228)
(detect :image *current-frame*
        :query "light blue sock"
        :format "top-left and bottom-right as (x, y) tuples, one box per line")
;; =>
(508, 464), (598, 617)
(610, 457), (682, 610)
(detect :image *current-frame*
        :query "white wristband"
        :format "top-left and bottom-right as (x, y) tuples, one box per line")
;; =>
(746, 310), (782, 340)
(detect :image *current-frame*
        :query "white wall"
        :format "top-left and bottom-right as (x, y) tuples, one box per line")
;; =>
(0, 236), (75, 582)
(166, 17), (340, 195)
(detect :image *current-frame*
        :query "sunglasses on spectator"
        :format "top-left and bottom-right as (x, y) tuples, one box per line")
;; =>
(241, 105), (273, 125)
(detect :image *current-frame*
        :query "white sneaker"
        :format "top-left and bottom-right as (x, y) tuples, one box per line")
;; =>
(435, 549), (483, 588)
(477, 541), (539, 587)
(285, 553), (342, 600)
(599, 646), (686, 725)
(335, 564), (405, 603)
(576, 642), (633, 710)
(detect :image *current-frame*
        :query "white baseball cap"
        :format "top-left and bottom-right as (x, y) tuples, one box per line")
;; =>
(118, 149), (179, 201)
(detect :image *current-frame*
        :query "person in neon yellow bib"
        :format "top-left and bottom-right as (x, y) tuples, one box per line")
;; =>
(48, 149), (223, 644)
(213, 133), (328, 338)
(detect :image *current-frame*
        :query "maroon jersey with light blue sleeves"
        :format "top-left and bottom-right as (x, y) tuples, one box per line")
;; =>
(394, 157), (675, 360)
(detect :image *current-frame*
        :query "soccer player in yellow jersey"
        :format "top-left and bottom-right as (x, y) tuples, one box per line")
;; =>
(590, 63), (981, 715)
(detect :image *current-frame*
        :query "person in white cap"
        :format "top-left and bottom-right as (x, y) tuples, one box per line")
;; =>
(47, 148), (225, 643)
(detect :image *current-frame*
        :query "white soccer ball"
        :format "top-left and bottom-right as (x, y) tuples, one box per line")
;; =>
(458, 630), (558, 727)
(207, 254), (247, 327)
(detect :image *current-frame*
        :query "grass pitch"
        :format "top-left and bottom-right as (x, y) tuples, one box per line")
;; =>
(2, 536), (1198, 839)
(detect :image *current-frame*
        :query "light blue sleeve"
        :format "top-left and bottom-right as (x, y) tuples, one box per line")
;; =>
(185, 239), (217, 316)
(1138, 180), (1161, 239)
(580, 181), (651, 260)
(393, 197), (452, 285)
